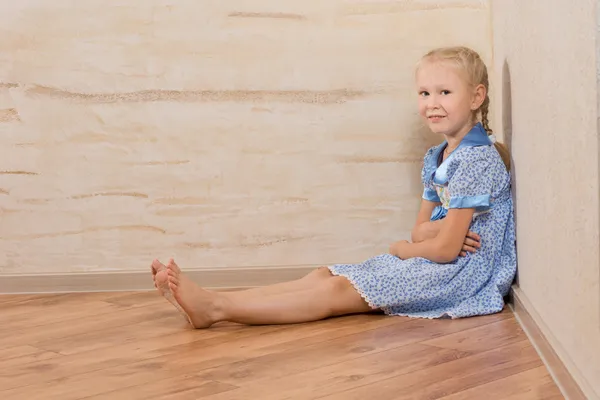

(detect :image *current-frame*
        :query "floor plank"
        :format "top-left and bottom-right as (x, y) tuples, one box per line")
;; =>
(0, 345), (63, 369)
(88, 379), (239, 400)
(193, 313), (511, 388)
(439, 366), (564, 400)
(421, 317), (525, 352)
(318, 340), (543, 400)
(0, 291), (563, 400)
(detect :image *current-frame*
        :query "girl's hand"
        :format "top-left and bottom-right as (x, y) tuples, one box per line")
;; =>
(389, 240), (410, 259)
(460, 231), (481, 257)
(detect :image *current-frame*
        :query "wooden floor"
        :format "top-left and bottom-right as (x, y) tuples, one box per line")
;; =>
(0, 291), (563, 400)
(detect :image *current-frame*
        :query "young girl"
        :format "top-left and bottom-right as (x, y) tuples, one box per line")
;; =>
(151, 46), (517, 328)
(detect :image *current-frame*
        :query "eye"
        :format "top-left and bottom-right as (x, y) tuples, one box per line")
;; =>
(419, 91), (429, 97)
(441, 90), (451, 95)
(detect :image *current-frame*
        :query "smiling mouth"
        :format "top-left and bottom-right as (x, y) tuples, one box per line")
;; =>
(428, 115), (446, 119)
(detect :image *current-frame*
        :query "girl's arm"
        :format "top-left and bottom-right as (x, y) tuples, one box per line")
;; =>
(412, 220), (444, 243)
(410, 199), (441, 242)
(391, 208), (475, 263)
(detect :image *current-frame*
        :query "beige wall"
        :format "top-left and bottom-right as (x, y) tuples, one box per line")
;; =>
(491, 0), (600, 398)
(0, 1), (492, 274)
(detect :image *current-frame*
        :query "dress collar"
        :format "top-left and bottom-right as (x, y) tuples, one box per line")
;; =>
(428, 122), (493, 185)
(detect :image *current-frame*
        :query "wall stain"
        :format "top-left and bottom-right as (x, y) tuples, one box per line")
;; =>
(335, 156), (421, 164)
(25, 85), (367, 105)
(9, 225), (167, 240)
(183, 242), (213, 249)
(0, 108), (20, 122)
(127, 160), (190, 166)
(0, 170), (38, 175)
(240, 236), (305, 248)
(70, 192), (149, 199)
(183, 236), (306, 249)
(228, 11), (306, 20)
(20, 198), (49, 204)
(279, 197), (309, 204)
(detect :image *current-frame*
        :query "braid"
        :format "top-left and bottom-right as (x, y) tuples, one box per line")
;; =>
(480, 95), (492, 134)
(477, 70), (511, 171)
(479, 68), (492, 134)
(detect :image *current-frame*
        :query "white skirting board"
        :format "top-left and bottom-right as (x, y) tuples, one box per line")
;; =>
(0, 265), (316, 294)
(509, 285), (594, 400)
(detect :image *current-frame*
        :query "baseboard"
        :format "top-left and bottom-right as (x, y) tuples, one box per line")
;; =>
(509, 285), (594, 400)
(0, 265), (317, 294)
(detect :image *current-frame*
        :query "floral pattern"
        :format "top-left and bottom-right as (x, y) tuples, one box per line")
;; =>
(436, 184), (451, 208)
(327, 141), (517, 319)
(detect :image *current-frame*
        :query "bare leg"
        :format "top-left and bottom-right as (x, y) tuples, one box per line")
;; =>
(153, 259), (327, 299)
(165, 259), (374, 328)
(225, 267), (334, 299)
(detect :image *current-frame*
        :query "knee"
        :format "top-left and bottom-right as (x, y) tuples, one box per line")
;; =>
(325, 276), (352, 294)
(307, 266), (333, 280)
(308, 267), (351, 294)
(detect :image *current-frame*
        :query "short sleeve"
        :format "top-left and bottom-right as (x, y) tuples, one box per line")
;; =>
(421, 146), (441, 202)
(447, 148), (494, 211)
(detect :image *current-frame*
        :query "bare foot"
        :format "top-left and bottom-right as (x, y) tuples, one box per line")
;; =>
(151, 259), (169, 295)
(151, 259), (193, 324)
(166, 258), (221, 329)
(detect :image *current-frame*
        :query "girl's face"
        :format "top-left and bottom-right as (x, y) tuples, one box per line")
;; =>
(416, 60), (485, 140)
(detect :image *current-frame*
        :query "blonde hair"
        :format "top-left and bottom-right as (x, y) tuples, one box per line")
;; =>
(418, 46), (511, 171)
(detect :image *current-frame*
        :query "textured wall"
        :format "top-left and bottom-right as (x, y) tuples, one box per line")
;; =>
(492, 0), (600, 398)
(0, 1), (492, 274)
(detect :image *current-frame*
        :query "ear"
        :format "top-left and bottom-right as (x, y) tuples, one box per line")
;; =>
(470, 84), (486, 111)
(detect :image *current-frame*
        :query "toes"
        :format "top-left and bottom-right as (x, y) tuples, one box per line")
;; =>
(151, 259), (166, 274)
(168, 278), (179, 293)
(168, 274), (180, 287)
(167, 267), (179, 279)
(168, 258), (181, 273)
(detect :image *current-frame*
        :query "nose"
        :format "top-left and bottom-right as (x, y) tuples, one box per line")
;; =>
(425, 94), (440, 109)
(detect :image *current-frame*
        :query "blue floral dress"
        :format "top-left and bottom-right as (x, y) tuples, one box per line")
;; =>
(328, 123), (517, 319)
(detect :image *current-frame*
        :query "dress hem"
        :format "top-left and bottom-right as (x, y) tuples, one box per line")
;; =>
(326, 266), (381, 311)
(327, 264), (508, 320)
(327, 266), (461, 319)
(328, 265), (484, 320)
(380, 307), (459, 319)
